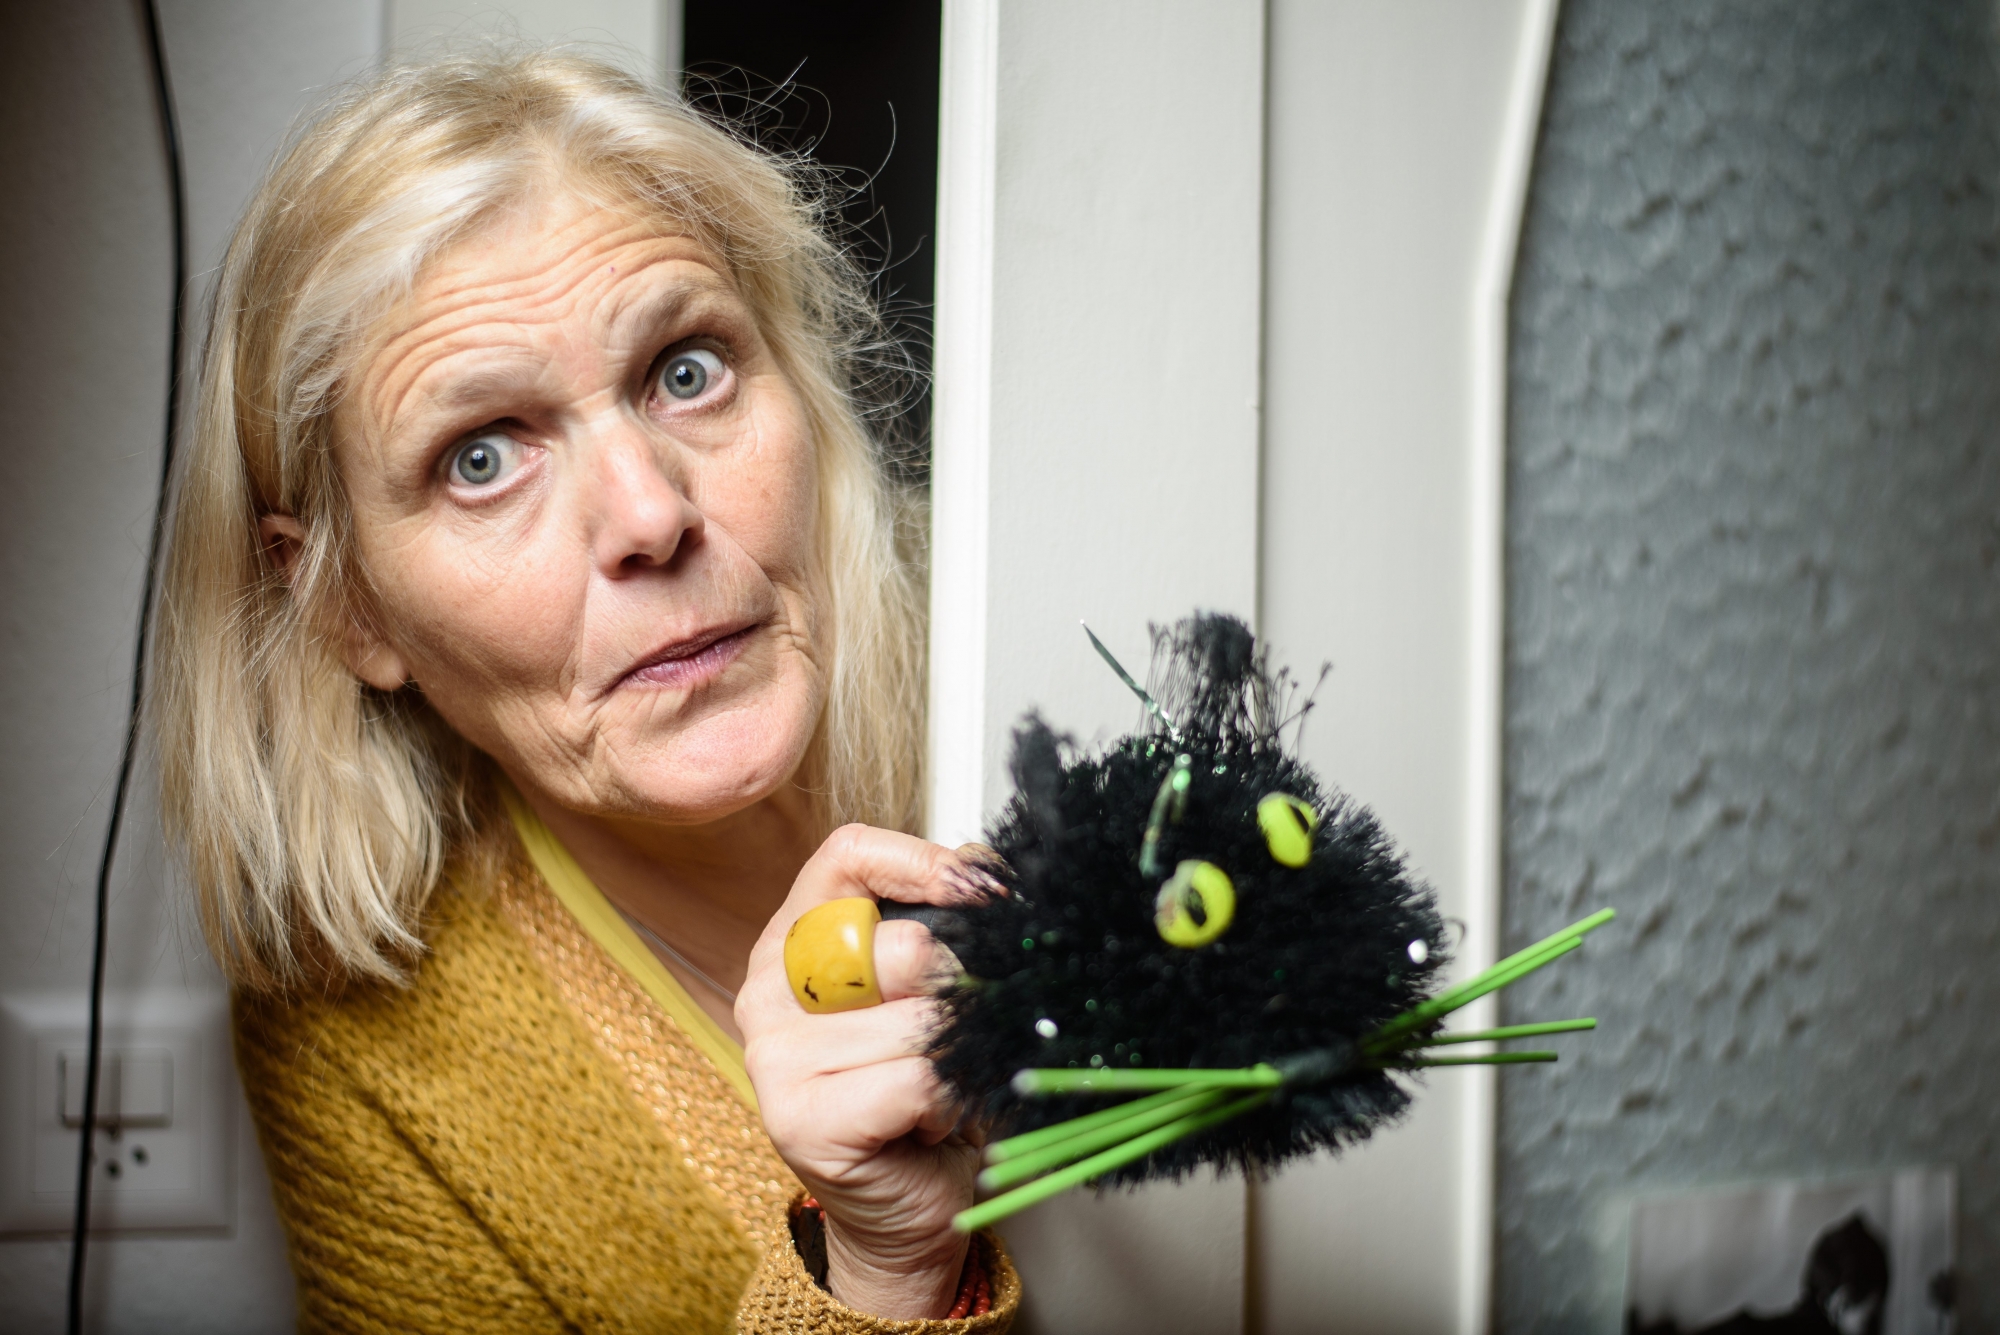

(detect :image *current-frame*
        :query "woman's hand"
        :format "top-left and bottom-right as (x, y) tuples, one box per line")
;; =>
(737, 825), (994, 1319)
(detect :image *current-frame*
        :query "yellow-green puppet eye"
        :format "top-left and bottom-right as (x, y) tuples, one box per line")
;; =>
(1257, 793), (1318, 867)
(1155, 859), (1236, 948)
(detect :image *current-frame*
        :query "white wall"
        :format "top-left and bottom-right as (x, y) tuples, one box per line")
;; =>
(387, 0), (680, 81)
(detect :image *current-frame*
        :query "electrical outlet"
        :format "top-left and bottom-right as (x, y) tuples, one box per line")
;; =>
(0, 992), (232, 1233)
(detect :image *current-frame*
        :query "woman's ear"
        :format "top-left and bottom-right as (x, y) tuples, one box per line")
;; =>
(258, 513), (305, 577)
(258, 512), (411, 692)
(341, 628), (414, 694)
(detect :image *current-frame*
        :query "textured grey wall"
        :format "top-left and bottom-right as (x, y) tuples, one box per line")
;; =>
(1499, 1), (2000, 1329)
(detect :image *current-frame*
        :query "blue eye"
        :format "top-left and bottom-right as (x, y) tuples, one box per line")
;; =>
(660, 348), (724, 400)
(451, 432), (516, 486)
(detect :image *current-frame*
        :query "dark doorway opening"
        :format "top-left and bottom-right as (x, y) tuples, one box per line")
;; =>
(682, 2), (941, 483)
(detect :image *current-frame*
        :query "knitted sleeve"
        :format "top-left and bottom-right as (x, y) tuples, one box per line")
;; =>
(735, 1229), (1020, 1335)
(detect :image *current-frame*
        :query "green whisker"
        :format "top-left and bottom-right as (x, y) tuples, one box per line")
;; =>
(985, 1086), (1211, 1164)
(954, 1091), (1270, 1233)
(1367, 908), (1614, 1049)
(979, 1087), (1228, 1192)
(1433, 909), (1613, 1010)
(1405, 1018), (1595, 1048)
(1390, 1050), (1558, 1068)
(1083, 622), (1180, 740)
(1012, 1064), (1283, 1096)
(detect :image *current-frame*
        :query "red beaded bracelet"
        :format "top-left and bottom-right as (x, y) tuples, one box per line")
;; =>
(945, 1243), (992, 1319)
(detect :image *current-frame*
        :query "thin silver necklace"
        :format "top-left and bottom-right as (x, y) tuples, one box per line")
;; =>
(616, 907), (739, 1004)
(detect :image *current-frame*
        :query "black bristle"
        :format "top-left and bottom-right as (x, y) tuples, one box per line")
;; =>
(928, 612), (1449, 1185)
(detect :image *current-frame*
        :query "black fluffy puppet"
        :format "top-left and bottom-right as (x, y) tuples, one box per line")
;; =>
(903, 613), (1610, 1228)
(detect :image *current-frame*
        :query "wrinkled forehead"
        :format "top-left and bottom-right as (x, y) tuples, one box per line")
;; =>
(339, 226), (747, 469)
(246, 132), (796, 513)
(374, 178), (733, 341)
(332, 183), (742, 420)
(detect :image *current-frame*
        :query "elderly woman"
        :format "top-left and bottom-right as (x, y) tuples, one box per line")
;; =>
(154, 51), (1017, 1333)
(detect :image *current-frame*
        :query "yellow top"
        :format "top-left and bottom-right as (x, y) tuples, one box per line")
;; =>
(500, 782), (757, 1109)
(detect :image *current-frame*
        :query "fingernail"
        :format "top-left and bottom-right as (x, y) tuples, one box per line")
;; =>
(944, 867), (1005, 902)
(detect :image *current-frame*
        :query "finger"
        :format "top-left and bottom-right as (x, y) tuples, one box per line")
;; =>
(797, 1055), (957, 1150)
(955, 841), (1007, 879)
(743, 916), (957, 1031)
(744, 826), (998, 1008)
(748, 997), (942, 1079)
(737, 914), (930, 1029)
(739, 917), (955, 1041)
(912, 1091), (964, 1143)
(789, 826), (998, 918)
(873, 919), (960, 1003)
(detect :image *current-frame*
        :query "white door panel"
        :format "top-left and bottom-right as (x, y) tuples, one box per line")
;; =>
(933, 1), (1557, 1329)
(1255, 3), (1555, 1331)
(932, 2), (1265, 1330)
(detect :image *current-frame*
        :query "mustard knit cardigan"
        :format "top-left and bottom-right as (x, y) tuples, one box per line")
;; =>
(234, 830), (1020, 1335)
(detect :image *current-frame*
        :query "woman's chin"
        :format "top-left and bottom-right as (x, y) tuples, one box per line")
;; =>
(602, 710), (815, 823)
(607, 763), (799, 827)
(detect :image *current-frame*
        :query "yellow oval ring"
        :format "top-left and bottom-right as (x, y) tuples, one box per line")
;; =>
(784, 897), (883, 1013)
(1155, 859), (1236, 948)
(1257, 792), (1319, 868)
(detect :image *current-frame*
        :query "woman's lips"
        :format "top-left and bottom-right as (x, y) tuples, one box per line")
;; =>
(621, 623), (756, 691)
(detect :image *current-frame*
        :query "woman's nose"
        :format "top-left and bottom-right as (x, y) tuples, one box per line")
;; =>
(583, 419), (704, 577)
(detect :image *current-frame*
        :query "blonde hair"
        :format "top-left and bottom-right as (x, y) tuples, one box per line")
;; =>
(154, 50), (927, 990)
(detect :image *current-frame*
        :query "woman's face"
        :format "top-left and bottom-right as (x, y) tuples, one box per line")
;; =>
(329, 192), (826, 824)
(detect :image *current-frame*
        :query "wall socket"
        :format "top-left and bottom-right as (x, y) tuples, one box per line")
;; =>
(0, 991), (233, 1234)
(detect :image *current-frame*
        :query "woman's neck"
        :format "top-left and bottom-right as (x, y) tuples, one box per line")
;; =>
(516, 779), (820, 1042)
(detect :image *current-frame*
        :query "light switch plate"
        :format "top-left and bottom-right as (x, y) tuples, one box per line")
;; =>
(0, 992), (233, 1233)
(61, 1046), (174, 1126)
